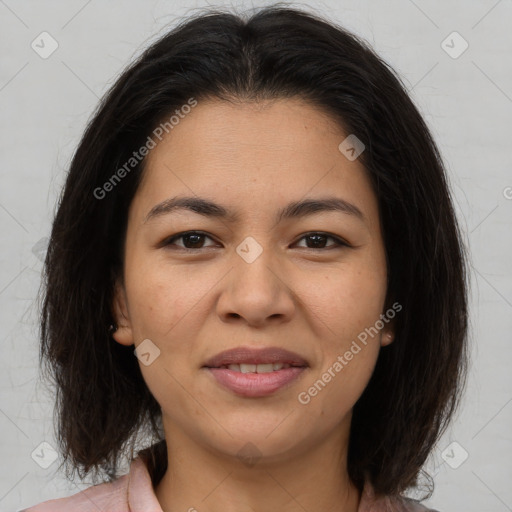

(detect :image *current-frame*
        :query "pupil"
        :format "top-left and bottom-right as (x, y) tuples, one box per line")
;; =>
(308, 235), (326, 248)
(185, 234), (203, 248)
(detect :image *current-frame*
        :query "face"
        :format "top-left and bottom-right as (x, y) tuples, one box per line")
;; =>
(112, 97), (394, 462)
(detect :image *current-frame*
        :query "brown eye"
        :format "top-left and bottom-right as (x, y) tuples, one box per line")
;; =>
(294, 232), (349, 250)
(164, 231), (217, 250)
(162, 231), (349, 252)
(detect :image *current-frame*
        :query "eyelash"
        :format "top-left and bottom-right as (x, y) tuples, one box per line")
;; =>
(162, 230), (350, 252)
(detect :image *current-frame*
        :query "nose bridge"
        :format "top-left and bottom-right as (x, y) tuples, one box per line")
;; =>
(234, 233), (282, 294)
(217, 233), (295, 325)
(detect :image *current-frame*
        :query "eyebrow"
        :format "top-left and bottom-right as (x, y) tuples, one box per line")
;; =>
(143, 195), (365, 225)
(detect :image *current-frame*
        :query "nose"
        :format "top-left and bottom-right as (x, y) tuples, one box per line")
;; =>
(216, 242), (296, 328)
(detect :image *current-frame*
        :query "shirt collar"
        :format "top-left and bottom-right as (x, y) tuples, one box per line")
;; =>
(127, 457), (164, 512)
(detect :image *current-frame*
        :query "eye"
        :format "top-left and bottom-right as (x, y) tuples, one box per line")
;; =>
(161, 231), (350, 252)
(163, 231), (218, 250)
(293, 232), (349, 250)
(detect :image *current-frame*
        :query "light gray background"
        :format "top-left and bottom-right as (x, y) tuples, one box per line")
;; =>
(1, 1), (511, 511)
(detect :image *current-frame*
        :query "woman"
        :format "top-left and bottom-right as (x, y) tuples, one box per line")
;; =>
(23, 5), (468, 511)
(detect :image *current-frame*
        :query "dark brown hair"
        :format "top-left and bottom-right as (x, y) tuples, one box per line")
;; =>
(38, 4), (469, 500)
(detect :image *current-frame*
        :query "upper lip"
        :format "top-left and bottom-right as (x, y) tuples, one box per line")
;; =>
(203, 346), (308, 368)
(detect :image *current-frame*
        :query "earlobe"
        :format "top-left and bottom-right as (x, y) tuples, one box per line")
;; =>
(381, 294), (396, 347)
(111, 280), (134, 346)
(111, 323), (134, 346)
(381, 330), (395, 347)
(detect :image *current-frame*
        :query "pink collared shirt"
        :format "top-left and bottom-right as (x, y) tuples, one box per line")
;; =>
(20, 456), (439, 512)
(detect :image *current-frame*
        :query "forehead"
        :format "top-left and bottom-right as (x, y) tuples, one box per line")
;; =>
(130, 98), (380, 231)
(146, 97), (344, 161)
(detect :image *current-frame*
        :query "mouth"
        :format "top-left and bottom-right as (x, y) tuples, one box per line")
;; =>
(202, 346), (308, 397)
(202, 346), (308, 369)
(213, 362), (302, 373)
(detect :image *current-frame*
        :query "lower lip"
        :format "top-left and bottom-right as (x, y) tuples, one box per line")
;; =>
(205, 367), (307, 397)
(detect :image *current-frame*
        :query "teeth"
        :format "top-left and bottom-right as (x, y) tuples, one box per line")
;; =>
(240, 363), (256, 373)
(224, 363), (291, 373)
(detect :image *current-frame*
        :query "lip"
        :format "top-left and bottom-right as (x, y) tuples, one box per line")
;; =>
(202, 346), (308, 398)
(202, 346), (308, 368)
(205, 366), (307, 397)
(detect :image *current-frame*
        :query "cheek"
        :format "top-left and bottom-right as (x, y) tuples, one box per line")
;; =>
(298, 346), (379, 431)
(297, 260), (386, 405)
(297, 277), (383, 422)
(124, 256), (217, 338)
(294, 311), (380, 439)
(304, 262), (387, 343)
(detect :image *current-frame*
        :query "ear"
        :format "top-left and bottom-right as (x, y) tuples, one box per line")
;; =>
(111, 277), (134, 346)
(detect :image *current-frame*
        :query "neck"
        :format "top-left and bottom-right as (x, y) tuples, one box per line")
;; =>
(154, 416), (361, 512)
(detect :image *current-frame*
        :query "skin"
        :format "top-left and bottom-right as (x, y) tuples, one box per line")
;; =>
(112, 97), (395, 512)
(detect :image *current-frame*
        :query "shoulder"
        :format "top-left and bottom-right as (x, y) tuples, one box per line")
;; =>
(358, 480), (441, 512)
(20, 457), (163, 512)
(19, 473), (129, 511)
(399, 496), (441, 512)
(402, 498), (439, 512)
